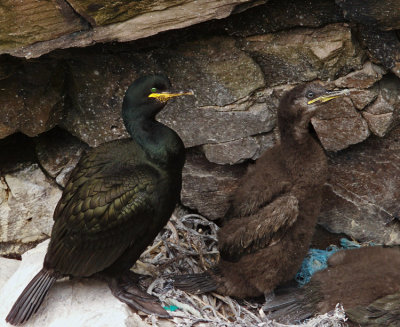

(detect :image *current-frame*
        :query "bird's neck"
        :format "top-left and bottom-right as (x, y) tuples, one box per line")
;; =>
(279, 121), (323, 165)
(279, 120), (312, 146)
(124, 117), (185, 167)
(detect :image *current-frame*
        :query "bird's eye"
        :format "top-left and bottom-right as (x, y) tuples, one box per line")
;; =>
(306, 91), (315, 99)
(150, 87), (157, 93)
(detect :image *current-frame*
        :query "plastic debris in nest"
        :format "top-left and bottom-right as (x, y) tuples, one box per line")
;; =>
(295, 246), (339, 287)
(133, 211), (348, 327)
(295, 238), (376, 286)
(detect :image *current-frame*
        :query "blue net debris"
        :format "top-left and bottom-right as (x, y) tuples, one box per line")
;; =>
(295, 245), (339, 286)
(295, 238), (375, 286)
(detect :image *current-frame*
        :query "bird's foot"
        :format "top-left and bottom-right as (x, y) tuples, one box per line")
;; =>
(104, 272), (170, 318)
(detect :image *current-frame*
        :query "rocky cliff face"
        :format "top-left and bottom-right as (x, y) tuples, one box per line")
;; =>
(1, 0), (400, 258)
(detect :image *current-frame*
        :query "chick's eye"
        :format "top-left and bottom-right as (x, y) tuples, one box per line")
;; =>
(306, 91), (315, 99)
(150, 87), (157, 93)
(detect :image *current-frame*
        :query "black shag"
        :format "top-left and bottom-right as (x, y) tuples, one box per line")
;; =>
(6, 74), (193, 325)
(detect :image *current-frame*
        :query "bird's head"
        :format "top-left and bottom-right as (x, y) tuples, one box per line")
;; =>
(279, 83), (349, 126)
(278, 83), (349, 142)
(122, 74), (193, 120)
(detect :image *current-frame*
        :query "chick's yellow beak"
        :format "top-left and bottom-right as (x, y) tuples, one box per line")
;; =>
(307, 89), (350, 105)
(148, 91), (194, 103)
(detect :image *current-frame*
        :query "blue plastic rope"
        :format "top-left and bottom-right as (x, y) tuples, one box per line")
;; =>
(295, 238), (374, 286)
(295, 246), (339, 286)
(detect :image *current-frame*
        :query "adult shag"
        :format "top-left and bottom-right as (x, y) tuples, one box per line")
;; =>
(174, 84), (349, 298)
(6, 74), (193, 325)
(264, 246), (400, 326)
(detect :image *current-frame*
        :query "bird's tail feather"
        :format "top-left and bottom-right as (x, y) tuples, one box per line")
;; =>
(173, 270), (219, 294)
(263, 285), (320, 324)
(6, 268), (57, 325)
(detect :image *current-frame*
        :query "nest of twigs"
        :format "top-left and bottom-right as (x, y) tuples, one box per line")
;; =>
(133, 210), (348, 327)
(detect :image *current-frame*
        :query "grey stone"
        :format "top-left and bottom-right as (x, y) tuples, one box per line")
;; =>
(202, 133), (277, 165)
(157, 36), (265, 107)
(203, 138), (260, 165)
(362, 111), (394, 137)
(333, 61), (385, 89)
(311, 97), (370, 151)
(243, 23), (365, 87)
(362, 74), (400, 137)
(349, 88), (378, 110)
(181, 151), (245, 220)
(319, 125), (400, 244)
(159, 95), (276, 148)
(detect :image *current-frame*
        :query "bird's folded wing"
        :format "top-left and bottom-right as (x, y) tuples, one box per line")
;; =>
(218, 194), (299, 262)
(53, 150), (147, 220)
(346, 292), (400, 326)
(45, 158), (159, 276)
(226, 178), (291, 219)
(55, 167), (156, 232)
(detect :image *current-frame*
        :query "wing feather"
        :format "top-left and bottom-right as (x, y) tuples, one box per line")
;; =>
(218, 194), (299, 262)
(45, 150), (160, 277)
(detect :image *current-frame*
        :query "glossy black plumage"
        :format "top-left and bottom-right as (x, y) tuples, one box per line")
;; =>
(174, 84), (349, 298)
(6, 74), (190, 325)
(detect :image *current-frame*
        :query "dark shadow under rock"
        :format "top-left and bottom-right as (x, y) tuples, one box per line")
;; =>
(336, 0), (400, 31)
(34, 127), (89, 187)
(0, 133), (35, 173)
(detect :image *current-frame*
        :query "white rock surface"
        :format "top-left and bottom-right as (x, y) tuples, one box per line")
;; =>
(0, 164), (62, 256)
(0, 257), (20, 291)
(0, 241), (152, 327)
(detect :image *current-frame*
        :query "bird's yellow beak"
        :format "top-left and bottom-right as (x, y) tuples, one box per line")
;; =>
(307, 89), (350, 105)
(148, 91), (194, 103)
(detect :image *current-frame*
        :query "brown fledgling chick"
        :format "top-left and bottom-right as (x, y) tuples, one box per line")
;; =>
(174, 84), (349, 298)
(264, 246), (400, 326)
